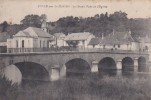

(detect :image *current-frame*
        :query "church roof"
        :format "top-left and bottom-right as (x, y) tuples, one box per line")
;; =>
(14, 27), (53, 39)
(65, 32), (93, 41)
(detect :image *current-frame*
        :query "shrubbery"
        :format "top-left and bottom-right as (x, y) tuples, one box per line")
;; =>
(0, 75), (20, 100)
(0, 74), (151, 100)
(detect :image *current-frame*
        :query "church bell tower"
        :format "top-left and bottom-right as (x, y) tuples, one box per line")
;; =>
(41, 20), (48, 32)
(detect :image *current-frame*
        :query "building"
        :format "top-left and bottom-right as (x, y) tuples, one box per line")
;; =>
(0, 32), (10, 53)
(65, 32), (95, 48)
(100, 31), (139, 51)
(41, 20), (55, 34)
(88, 37), (102, 48)
(138, 34), (151, 51)
(7, 27), (54, 53)
(136, 34), (151, 61)
(53, 33), (67, 47)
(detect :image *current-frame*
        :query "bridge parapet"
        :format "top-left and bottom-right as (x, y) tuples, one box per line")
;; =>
(0, 49), (149, 57)
(6, 48), (148, 54)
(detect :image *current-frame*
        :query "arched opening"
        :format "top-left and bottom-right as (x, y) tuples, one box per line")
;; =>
(138, 57), (147, 72)
(65, 58), (91, 77)
(122, 57), (134, 72)
(98, 57), (116, 76)
(145, 46), (148, 51)
(22, 40), (24, 48)
(15, 62), (50, 82)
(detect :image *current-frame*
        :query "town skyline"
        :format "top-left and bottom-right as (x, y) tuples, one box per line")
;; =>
(0, 0), (151, 24)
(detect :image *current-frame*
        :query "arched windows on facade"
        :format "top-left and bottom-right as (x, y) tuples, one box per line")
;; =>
(40, 40), (41, 48)
(16, 40), (18, 48)
(22, 40), (24, 48)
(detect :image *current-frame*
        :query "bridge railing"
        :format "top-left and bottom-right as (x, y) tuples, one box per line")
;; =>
(6, 47), (148, 54)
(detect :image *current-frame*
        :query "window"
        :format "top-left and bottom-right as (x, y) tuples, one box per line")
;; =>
(113, 45), (116, 48)
(22, 40), (24, 48)
(40, 40), (41, 48)
(118, 44), (120, 48)
(43, 41), (45, 47)
(16, 40), (18, 48)
(145, 46), (148, 50)
(103, 45), (105, 49)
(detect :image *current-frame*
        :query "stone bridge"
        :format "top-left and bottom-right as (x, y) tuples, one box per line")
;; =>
(0, 50), (149, 81)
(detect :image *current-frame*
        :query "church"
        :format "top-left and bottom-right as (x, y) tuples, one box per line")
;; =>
(7, 22), (54, 53)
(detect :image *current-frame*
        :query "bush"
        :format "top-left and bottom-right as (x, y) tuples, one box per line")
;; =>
(0, 74), (151, 100)
(0, 75), (19, 100)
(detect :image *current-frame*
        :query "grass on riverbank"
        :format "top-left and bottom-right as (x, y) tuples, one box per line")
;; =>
(0, 74), (151, 100)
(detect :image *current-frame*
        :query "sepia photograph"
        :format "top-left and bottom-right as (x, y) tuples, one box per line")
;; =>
(0, 0), (151, 100)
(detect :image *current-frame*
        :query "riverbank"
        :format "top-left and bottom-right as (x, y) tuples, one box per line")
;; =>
(0, 74), (151, 100)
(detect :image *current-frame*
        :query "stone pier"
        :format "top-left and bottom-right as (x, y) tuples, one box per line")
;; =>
(134, 58), (138, 72)
(116, 59), (122, 76)
(91, 61), (98, 72)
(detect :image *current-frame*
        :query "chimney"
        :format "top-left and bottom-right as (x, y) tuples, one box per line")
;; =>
(101, 33), (104, 39)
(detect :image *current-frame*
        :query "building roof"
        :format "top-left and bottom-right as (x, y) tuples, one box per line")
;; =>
(53, 33), (66, 38)
(0, 32), (10, 42)
(101, 31), (138, 45)
(14, 27), (53, 39)
(144, 38), (151, 43)
(89, 37), (102, 45)
(65, 32), (93, 41)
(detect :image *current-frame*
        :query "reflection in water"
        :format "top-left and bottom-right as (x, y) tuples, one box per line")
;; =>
(20, 63), (150, 86)
(99, 69), (117, 76)
(22, 79), (50, 88)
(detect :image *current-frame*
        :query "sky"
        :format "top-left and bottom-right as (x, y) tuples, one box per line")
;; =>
(0, 0), (151, 24)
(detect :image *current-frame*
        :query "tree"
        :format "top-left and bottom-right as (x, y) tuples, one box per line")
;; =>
(20, 14), (42, 28)
(66, 40), (79, 48)
(40, 14), (47, 22)
(1, 21), (9, 32)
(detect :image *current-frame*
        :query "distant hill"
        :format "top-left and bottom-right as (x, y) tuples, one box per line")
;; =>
(0, 11), (150, 38)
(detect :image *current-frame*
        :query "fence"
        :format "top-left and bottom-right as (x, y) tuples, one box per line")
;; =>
(6, 47), (148, 54)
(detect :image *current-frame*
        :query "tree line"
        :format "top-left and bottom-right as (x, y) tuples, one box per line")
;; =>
(0, 11), (150, 37)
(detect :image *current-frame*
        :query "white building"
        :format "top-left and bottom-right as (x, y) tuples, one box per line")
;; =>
(138, 35), (151, 51)
(99, 31), (139, 51)
(65, 32), (95, 49)
(137, 34), (151, 61)
(7, 27), (54, 53)
(53, 33), (67, 47)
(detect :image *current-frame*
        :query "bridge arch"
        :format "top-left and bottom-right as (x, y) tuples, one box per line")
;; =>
(138, 56), (147, 72)
(14, 61), (50, 81)
(98, 57), (117, 75)
(65, 58), (91, 76)
(122, 57), (134, 72)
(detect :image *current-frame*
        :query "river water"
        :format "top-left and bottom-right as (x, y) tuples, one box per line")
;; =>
(21, 69), (151, 87)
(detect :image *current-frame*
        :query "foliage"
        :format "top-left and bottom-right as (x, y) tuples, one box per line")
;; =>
(0, 11), (150, 38)
(20, 15), (41, 28)
(1, 21), (8, 32)
(1, 74), (151, 100)
(0, 75), (19, 100)
(66, 40), (79, 48)
(49, 11), (151, 37)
